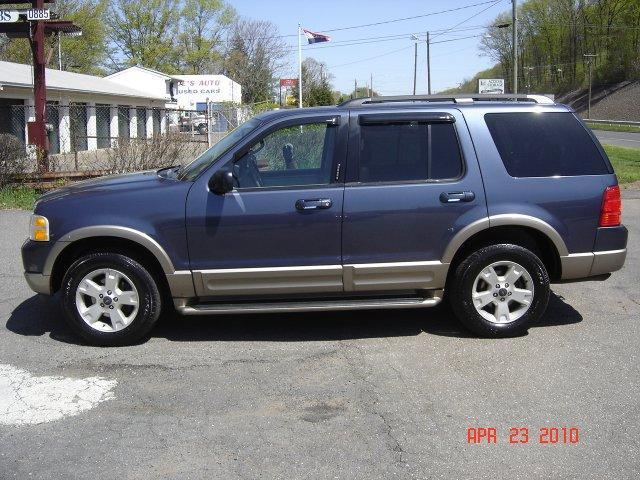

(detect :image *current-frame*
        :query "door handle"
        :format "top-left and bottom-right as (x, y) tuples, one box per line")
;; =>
(295, 198), (333, 211)
(439, 191), (475, 203)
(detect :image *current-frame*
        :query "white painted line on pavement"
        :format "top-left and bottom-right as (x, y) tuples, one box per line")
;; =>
(0, 364), (116, 426)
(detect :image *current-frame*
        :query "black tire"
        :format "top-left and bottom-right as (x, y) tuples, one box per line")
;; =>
(197, 123), (208, 135)
(60, 252), (162, 346)
(448, 244), (550, 337)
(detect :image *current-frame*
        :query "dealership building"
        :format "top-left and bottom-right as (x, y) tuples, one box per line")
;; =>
(0, 61), (242, 154)
(106, 66), (242, 111)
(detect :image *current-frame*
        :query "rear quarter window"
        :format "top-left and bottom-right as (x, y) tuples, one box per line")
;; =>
(484, 112), (611, 177)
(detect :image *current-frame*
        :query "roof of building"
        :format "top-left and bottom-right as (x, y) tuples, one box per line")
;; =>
(0, 61), (167, 101)
(105, 65), (178, 81)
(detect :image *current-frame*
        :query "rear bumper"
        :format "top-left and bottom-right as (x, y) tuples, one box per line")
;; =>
(24, 272), (51, 295)
(560, 248), (627, 280)
(560, 225), (628, 280)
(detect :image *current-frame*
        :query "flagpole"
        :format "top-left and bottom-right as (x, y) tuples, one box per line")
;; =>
(298, 23), (303, 108)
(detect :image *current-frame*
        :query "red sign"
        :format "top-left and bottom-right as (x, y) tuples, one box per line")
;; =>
(280, 78), (297, 87)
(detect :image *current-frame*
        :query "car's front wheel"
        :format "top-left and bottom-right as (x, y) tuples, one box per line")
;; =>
(61, 252), (162, 346)
(448, 244), (550, 337)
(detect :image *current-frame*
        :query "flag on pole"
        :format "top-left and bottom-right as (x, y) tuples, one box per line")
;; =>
(302, 28), (331, 44)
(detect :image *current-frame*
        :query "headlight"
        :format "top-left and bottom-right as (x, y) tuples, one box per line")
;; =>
(29, 214), (50, 242)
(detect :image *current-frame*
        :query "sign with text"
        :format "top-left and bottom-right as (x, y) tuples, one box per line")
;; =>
(280, 78), (297, 87)
(173, 74), (241, 109)
(27, 9), (50, 21)
(478, 78), (505, 94)
(0, 10), (20, 23)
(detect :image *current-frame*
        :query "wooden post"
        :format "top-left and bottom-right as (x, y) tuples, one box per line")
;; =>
(31, 0), (49, 171)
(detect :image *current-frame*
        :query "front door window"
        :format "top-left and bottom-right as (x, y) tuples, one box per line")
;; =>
(228, 121), (336, 189)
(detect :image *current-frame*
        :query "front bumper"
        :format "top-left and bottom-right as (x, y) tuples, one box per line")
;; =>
(22, 238), (54, 295)
(24, 272), (51, 295)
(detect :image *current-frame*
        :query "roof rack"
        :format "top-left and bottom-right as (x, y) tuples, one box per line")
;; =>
(338, 94), (554, 107)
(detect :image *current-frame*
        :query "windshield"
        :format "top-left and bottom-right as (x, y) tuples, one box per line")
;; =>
(177, 117), (263, 181)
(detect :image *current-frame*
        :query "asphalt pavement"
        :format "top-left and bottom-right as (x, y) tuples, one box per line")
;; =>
(594, 129), (640, 148)
(0, 194), (639, 479)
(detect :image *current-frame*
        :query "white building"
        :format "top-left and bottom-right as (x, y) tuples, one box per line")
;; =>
(0, 60), (169, 154)
(105, 66), (242, 110)
(172, 74), (242, 110)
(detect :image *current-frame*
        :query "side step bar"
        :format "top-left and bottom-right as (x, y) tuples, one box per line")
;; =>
(175, 291), (443, 315)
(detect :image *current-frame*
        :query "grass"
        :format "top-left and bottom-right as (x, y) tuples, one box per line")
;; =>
(586, 122), (640, 134)
(0, 185), (39, 210)
(604, 145), (640, 185)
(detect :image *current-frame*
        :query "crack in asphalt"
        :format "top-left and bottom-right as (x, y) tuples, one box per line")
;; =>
(336, 340), (411, 469)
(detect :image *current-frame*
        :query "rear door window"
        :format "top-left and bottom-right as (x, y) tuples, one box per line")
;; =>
(358, 120), (463, 183)
(484, 112), (610, 177)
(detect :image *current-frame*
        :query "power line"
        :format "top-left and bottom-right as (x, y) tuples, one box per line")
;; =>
(286, 32), (484, 53)
(328, 46), (414, 69)
(431, 0), (505, 40)
(325, 34), (484, 70)
(316, 0), (501, 34)
(257, 0), (505, 40)
(285, 24), (490, 52)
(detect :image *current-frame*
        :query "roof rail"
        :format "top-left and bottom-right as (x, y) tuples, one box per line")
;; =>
(338, 94), (554, 107)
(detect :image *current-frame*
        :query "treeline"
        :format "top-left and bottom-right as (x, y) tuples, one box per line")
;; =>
(0, 0), (331, 105)
(456, 0), (640, 94)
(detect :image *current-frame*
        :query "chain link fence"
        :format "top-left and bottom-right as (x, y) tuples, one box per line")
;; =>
(0, 102), (252, 174)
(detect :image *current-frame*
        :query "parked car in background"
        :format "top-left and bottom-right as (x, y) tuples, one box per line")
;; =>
(21, 94), (627, 346)
(179, 112), (208, 135)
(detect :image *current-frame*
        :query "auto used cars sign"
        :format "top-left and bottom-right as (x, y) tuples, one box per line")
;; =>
(173, 74), (241, 110)
(478, 78), (505, 94)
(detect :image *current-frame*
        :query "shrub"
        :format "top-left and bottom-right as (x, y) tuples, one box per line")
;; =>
(0, 134), (27, 186)
(103, 134), (207, 174)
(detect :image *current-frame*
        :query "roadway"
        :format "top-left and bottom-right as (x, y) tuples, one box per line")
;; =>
(1, 192), (640, 479)
(593, 129), (640, 148)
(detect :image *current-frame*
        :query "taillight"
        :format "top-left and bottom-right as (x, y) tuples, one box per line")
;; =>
(600, 185), (621, 227)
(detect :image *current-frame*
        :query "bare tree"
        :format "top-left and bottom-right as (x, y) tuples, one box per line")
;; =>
(222, 18), (288, 104)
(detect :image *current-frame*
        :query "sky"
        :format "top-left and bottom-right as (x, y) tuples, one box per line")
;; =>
(230, 0), (512, 95)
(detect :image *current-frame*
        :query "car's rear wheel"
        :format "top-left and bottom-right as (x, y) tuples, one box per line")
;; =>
(61, 252), (162, 346)
(448, 244), (550, 337)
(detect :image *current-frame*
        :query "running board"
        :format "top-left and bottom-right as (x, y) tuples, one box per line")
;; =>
(175, 291), (443, 315)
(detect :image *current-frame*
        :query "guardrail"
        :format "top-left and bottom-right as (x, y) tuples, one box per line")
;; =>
(585, 119), (640, 127)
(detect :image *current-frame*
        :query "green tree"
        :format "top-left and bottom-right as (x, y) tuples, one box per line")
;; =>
(0, 0), (109, 75)
(292, 58), (335, 107)
(177, 0), (235, 74)
(106, 0), (180, 72)
(479, 0), (640, 95)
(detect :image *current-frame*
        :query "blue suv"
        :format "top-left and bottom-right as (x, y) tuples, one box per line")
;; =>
(21, 94), (628, 346)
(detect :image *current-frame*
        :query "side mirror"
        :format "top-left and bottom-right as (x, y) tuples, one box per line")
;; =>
(208, 168), (234, 195)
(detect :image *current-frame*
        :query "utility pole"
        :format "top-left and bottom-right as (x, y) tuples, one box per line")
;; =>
(31, 0), (48, 172)
(354, 79), (357, 98)
(426, 32), (431, 95)
(370, 73), (373, 97)
(584, 54), (596, 119)
(297, 23), (302, 108)
(512, 0), (518, 94)
(57, 32), (62, 70)
(413, 39), (418, 95)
